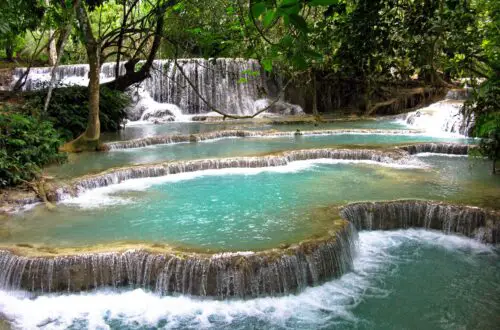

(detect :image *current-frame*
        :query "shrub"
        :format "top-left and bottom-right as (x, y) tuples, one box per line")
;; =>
(24, 86), (130, 140)
(0, 111), (66, 187)
(463, 77), (500, 174)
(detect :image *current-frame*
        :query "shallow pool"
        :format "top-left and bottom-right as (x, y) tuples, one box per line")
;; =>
(6, 155), (500, 250)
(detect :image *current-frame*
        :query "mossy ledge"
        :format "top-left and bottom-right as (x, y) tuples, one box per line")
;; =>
(0, 200), (497, 297)
(341, 200), (500, 243)
(0, 220), (356, 298)
(0, 143), (474, 210)
(51, 144), (472, 202)
(52, 147), (412, 200)
(104, 129), (424, 150)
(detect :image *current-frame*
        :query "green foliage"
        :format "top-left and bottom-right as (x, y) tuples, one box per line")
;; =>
(0, 110), (66, 187)
(0, 0), (45, 60)
(464, 77), (500, 172)
(23, 86), (130, 141)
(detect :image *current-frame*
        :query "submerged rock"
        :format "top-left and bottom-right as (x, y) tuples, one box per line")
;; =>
(254, 99), (305, 116)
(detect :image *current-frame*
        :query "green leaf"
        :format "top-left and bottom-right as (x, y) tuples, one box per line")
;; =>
(307, 0), (339, 6)
(262, 59), (273, 72)
(288, 14), (308, 32)
(291, 54), (307, 69)
(251, 2), (266, 18)
(263, 10), (276, 27)
(279, 35), (294, 47)
(279, 0), (301, 15)
(280, 0), (299, 8)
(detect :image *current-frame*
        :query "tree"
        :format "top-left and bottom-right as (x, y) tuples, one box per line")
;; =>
(62, 0), (177, 151)
(0, 0), (45, 61)
(462, 0), (500, 174)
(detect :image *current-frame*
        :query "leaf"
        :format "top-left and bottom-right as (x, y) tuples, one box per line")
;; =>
(251, 2), (266, 18)
(288, 14), (308, 32)
(307, 0), (339, 6)
(261, 59), (273, 72)
(280, 0), (299, 9)
(263, 10), (276, 27)
(279, 35), (294, 47)
(279, 0), (301, 15)
(291, 54), (308, 69)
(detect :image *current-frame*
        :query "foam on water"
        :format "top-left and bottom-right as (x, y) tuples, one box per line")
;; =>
(415, 152), (469, 158)
(398, 100), (473, 137)
(61, 159), (427, 208)
(0, 230), (493, 329)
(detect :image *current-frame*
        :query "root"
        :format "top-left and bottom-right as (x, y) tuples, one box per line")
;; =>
(60, 133), (101, 153)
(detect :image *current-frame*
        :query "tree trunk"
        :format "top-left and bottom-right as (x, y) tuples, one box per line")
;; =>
(85, 51), (100, 140)
(48, 29), (58, 65)
(311, 70), (318, 116)
(5, 44), (13, 62)
(46, 0), (58, 65)
(61, 2), (101, 152)
(44, 1), (78, 113)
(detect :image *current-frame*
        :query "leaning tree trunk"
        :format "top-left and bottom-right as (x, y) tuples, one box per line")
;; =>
(61, 2), (101, 152)
(46, 0), (58, 65)
(44, 0), (79, 113)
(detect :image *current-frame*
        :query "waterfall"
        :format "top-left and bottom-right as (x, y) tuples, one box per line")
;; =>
(1, 199), (497, 297)
(53, 148), (417, 200)
(52, 143), (474, 201)
(399, 143), (471, 155)
(340, 200), (500, 243)
(12, 58), (300, 119)
(105, 128), (422, 150)
(128, 88), (189, 123)
(12, 63), (121, 91)
(0, 221), (356, 298)
(402, 89), (475, 136)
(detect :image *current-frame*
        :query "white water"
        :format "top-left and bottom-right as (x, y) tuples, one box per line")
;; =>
(0, 230), (492, 329)
(399, 99), (472, 137)
(128, 88), (191, 123)
(61, 159), (427, 209)
(12, 59), (301, 121)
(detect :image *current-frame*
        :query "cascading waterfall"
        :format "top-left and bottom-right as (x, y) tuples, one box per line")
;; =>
(341, 200), (499, 243)
(399, 142), (471, 155)
(12, 63), (122, 91)
(0, 199), (497, 297)
(0, 221), (356, 297)
(105, 129), (422, 150)
(402, 89), (474, 136)
(12, 59), (303, 119)
(140, 58), (264, 115)
(53, 148), (414, 200)
(4, 143), (471, 207)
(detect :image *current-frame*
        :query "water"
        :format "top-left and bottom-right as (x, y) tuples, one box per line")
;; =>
(13, 59), (272, 116)
(5, 156), (499, 250)
(1, 230), (498, 329)
(48, 132), (473, 178)
(101, 119), (408, 142)
(401, 99), (473, 136)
